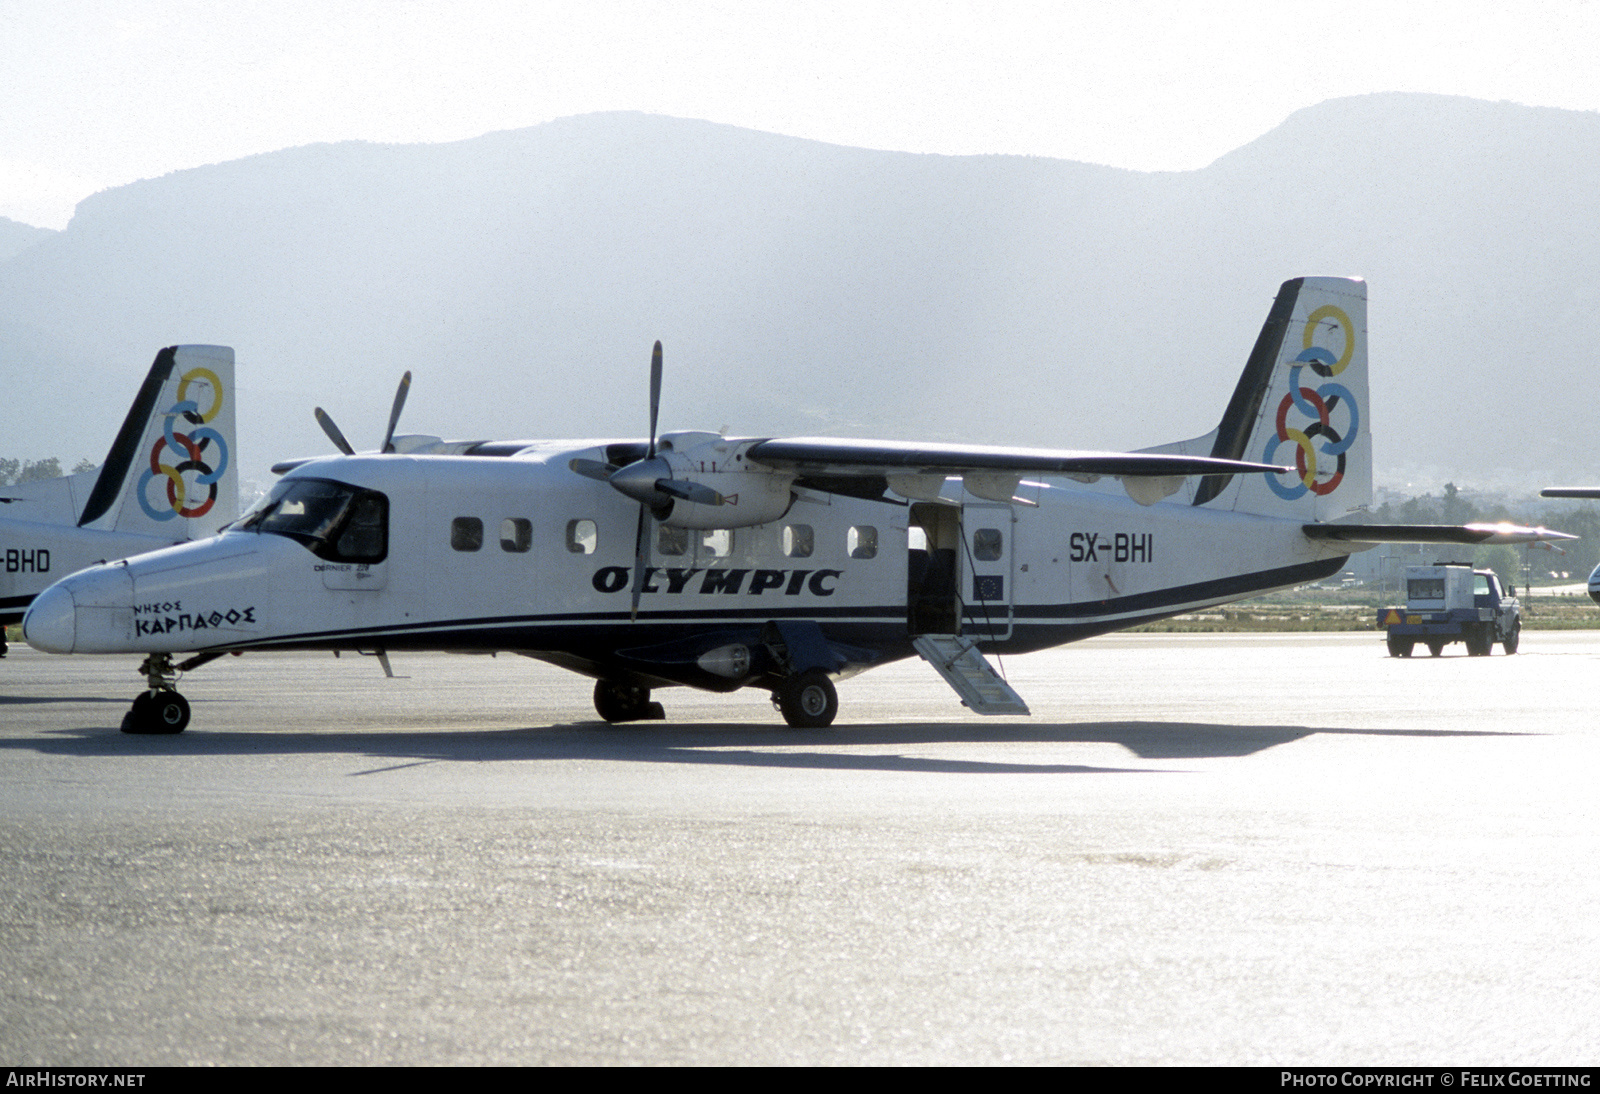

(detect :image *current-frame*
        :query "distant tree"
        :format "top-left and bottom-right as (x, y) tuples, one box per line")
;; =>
(1474, 543), (1522, 590)
(0, 457), (95, 485)
(16, 457), (62, 482)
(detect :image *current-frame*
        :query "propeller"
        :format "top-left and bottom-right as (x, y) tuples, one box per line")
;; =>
(313, 372), (413, 456)
(568, 342), (728, 619)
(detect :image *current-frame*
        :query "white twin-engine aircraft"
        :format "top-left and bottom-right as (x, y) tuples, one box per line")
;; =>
(1, 346), (238, 656)
(23, 278), (1570, 733)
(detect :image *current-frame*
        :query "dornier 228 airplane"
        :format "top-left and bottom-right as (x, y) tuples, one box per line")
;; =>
(1, 346), (237, 656)
(23, 278), (1572, 733)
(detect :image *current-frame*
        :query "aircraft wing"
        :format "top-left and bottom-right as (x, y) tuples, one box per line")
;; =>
(744, 438), (1286, 478)
(1303, 522), (1577, 545)
(745, 438), (1290, 506)
(1540, 487), (1600, 499)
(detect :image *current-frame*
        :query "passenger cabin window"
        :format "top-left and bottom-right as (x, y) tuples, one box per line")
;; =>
(701, 529), (732, 557)
(451, 517), (483, 552)
(501, 518), (532, 553)
(567, 519), (598, 555)
(234, 477), (389, 563)
(848, 525), (878, 559)
(973, 528), (1003, 561)
(783, 524), (814, 558)
(658, 524), (689, 556)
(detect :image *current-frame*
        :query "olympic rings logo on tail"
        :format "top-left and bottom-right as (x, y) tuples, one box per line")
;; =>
(1264, 305), (1359, 501)
(137, 366), (230, 522)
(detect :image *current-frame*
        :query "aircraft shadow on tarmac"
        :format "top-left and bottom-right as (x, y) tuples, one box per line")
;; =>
(5, 718), (1536, 776)
(0, 693), (131, 707)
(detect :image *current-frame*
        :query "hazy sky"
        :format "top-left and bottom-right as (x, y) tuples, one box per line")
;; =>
(5, 0), (1600, 229)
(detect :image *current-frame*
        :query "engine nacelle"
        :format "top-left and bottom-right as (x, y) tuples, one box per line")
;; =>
(652, 434), (795, 530)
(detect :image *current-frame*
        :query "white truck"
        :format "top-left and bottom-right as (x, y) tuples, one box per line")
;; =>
(1379, 563), (1521, 657)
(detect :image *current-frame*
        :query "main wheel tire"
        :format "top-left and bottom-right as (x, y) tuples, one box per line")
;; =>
(594, 679), (656, 723)
(1465, 625), (1492, 657)
(1503, 622), (1520, 655)
(121, 690), (189, 734)
(1386, 634), (1414, 658)
(776, 670), (838, 729)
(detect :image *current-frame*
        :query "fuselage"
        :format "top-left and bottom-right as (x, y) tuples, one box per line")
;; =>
(24, 443), (1348, 692)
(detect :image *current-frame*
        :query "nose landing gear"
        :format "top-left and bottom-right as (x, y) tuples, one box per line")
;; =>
(121, 652), (191, 734)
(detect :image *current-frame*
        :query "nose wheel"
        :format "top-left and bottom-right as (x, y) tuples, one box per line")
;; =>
(121, 652), (191, 734)
(122, 689), (191, 734)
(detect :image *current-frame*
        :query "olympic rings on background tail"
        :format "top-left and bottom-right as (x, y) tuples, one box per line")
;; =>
(137, 367), (229, 521)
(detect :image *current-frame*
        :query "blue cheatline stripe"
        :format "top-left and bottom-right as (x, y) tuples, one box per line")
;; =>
(179, 556), (1345, 658)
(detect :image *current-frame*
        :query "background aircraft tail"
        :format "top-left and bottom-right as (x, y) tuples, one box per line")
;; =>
(76, 345), (238, 538)
(1143, 277), (1370, 522)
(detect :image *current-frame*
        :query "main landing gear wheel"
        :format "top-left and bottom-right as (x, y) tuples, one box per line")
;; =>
(774, 670), (838, 729)
(593, 679), (665, 723)
(121, 690), (191, 735)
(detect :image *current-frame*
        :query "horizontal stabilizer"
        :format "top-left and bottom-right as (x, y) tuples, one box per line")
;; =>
(1540, 487), (1600, 500)
(1304, 522), (1577, 545)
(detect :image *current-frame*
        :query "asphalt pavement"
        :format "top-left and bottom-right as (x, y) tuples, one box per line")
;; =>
(2, 632), (1596, 1065)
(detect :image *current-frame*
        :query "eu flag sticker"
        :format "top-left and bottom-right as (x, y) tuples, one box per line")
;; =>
(973, 575), (1004, 602)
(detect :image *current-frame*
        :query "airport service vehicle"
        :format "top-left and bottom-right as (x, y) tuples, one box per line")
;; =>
(23, 277), (1572, 733)
(1379, 563), (1521, 657)
(2, 346), (238, 655)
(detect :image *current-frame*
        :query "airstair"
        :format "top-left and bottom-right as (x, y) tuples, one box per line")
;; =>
(912, 634), (1030, 716)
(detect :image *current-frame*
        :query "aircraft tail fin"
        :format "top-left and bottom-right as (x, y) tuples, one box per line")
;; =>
(1144, 277), (1369, 521)
(77, 346), (238, 538)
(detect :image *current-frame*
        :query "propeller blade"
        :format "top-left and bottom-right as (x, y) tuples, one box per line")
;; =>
(568, 458), (620, 481)
(381, 372), (412, 453)
(631, 505), (651, 621)
(647, 341), (663, 460)
(314, 407), (356, 456)
(654, 479), (725, 506)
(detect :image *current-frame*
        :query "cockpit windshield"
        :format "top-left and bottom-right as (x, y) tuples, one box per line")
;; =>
(231, 477), (388, 563)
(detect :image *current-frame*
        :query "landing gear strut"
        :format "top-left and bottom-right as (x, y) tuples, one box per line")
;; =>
(121, 653), (190, 734)
(773, 669), (838, 729)
(593, 679), (665, 723)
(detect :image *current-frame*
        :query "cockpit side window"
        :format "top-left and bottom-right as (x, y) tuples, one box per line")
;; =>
(236, 477), (388, 563)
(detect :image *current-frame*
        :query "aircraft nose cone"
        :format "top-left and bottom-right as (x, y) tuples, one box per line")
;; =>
(22, 583), (76, 654)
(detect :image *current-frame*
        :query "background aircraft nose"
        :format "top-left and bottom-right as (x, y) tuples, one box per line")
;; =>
(23, 584), (77, 654)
